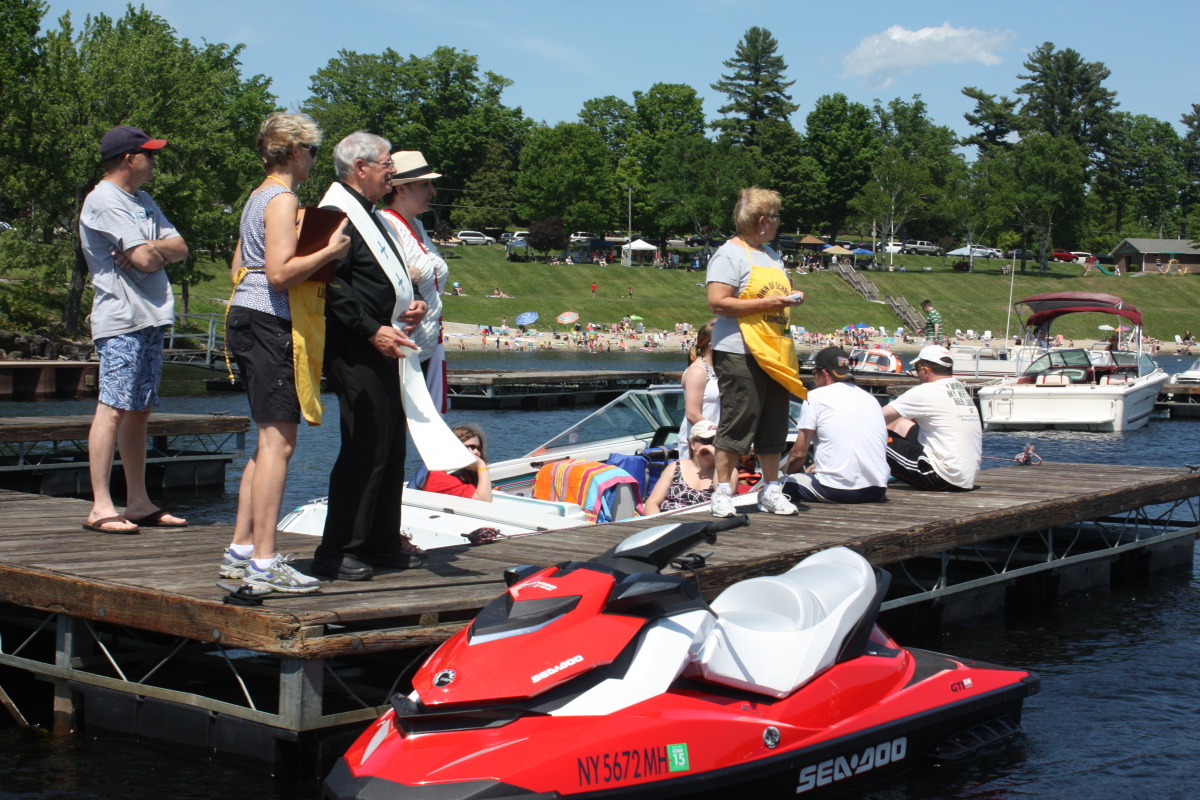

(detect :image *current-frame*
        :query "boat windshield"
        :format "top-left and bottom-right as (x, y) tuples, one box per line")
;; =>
(1023, 349), (1093, 375)
(1189, 358), (1200, 373)
(531, 388), (805, 454)
(534, 390), (686, 453)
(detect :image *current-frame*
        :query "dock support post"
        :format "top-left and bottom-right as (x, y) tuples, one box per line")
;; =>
(53, 614), (78, 736)
(279, 657), (324, 731)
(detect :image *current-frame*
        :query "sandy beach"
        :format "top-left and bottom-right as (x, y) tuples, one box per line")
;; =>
(443, 320), (982, 358)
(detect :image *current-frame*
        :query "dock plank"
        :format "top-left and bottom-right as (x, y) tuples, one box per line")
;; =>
(1, 463), (1197, 657)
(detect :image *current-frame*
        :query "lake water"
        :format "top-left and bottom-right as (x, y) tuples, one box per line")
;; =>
(2, 352), (1198, 799)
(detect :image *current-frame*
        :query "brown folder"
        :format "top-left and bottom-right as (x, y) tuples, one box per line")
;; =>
(296, 206), (346, 283)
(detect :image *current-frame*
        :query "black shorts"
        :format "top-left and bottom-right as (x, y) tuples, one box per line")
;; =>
(885, 424), (965, 492)
(227, 306), (301, 424)
(713, 350), (789, 455)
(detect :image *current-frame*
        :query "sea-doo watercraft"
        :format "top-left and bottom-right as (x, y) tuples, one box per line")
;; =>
(324, 517), (1038, 799)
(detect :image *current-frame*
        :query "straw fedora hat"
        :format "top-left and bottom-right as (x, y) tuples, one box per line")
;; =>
(389, 151), (442, 185)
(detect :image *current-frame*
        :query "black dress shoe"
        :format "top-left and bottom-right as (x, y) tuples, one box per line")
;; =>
(364, 551), (424, 570)
(310, 554), (374, 581)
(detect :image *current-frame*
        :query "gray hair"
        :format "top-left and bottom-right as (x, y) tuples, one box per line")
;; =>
(333, 131), (391, 179)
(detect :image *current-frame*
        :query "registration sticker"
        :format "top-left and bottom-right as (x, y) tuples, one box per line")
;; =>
(667, 743), (690, 773)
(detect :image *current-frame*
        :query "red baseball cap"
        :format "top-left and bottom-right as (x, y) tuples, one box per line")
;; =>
(100, 126), (168, 160)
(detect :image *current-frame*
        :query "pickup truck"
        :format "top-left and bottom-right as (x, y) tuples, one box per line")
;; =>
(569, 231), (597, 245)
(902, 240), (942, 256)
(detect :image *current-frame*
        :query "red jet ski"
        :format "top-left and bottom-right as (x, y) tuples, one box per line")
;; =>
(324, 516), (1038, 799)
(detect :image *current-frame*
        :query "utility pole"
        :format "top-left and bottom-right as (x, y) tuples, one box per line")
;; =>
(626, 186), (632, 242)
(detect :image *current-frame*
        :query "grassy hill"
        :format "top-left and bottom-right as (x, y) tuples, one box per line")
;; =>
(5, 245), (1198, 344)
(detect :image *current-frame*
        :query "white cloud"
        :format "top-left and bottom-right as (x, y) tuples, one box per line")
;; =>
(843, 24), (1015, 90)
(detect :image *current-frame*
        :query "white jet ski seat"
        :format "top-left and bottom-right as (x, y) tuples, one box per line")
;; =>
(695, 547), (876, 698)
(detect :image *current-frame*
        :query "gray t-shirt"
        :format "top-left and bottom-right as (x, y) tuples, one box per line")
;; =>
(81, 179), (178, 340)
(705, 240), (787, 354)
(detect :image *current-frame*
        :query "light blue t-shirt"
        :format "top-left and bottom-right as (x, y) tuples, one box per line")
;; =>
(705, 240), (787, 355)
(80, 179), (178, 340)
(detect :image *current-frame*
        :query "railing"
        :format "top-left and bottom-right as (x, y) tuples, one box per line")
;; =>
(164, 313), (225, 369)
(828, 261), (879, 301)
(886, 295), (925, 332)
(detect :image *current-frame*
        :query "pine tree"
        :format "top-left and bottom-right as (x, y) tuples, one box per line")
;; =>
(710, 27), (798, 148)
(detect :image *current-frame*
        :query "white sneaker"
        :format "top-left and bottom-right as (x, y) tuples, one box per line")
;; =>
(758, 486), (799, 515)
(710, 490), (736, 518)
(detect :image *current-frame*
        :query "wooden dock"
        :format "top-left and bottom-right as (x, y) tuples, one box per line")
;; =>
(0, 413), (248, 496)
(0, 462), (1196, 771)
(0, 360), (98, 400)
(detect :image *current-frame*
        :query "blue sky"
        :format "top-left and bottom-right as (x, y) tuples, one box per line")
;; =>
(43, 0), (1199, 139)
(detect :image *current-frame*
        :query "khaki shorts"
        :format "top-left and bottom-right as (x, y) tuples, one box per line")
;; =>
(712, 350), (789, 455)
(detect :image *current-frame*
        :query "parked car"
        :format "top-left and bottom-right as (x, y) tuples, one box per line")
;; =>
(511, 230), (530, 241)
(569, 231), (596, 245)
(879, 241), (903, 254)
(902, 240), (942, 256)
(1070, 251), (1092, 263)
(1005, 248), (1038, 260)
(1051, 249), (1075, 262)
(456, 230), (495, 245)
(775, 234), (798, 250)
(499, 232), (513, 244)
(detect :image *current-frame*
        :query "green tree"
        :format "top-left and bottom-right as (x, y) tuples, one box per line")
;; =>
(3, 6), (274, 330)
(578, 95), (633, 172)
(960, 86), (1019, 155)
(645, 136), (767, 240)
(850, 147), (931, 268)
(1014, 43), (1118, 167)
(620, 83), (706, 235)
(1093, 113), (1185, 240)
(451, 139), (516, 232)
(800, 93), (879, 237)
(1178, 104), (1200, 239)
(990, 133), (1087, 273)
(515, 122), (614, 232)
(710, 27), (798, 149)
(304, 46), (530, 223)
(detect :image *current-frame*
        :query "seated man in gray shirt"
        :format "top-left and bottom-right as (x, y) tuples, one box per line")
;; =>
(80, 126), (189, 533)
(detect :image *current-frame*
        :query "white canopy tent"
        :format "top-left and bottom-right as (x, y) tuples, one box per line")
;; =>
(621, 238), (658, 266)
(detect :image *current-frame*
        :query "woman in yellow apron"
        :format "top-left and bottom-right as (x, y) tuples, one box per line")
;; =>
(221, 113), (350, 593)
(705, 187), (806, 518)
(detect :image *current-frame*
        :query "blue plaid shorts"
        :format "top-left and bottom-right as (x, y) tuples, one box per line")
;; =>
(95, 326), (166, 411)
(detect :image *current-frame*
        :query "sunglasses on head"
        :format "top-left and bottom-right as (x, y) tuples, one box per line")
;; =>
(692, 436), (715, 446)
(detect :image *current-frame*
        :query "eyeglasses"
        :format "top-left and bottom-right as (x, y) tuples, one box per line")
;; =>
(464, 443), (482, 452)
(133, 149), (157, 158)
(692, 436), (715, 446)
(765, 213), (780, 219)
(300, 143), (318, 158)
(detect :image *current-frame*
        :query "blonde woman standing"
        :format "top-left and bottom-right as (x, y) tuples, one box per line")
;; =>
(221, 113), (350, 593)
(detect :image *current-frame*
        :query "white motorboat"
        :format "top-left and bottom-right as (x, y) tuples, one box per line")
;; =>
(948, 343), (1048, 379)
(279, 386), (801, 550)
(977, 292), (1168, 432)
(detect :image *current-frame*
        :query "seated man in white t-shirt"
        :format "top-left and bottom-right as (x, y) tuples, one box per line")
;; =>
(883, 345), (982, 491)
(782, 347), (889, 504)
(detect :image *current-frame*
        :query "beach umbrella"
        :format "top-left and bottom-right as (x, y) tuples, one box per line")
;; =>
(556, 311), (579, 324)
(1117, 326), (1131, 332)
(1098, 324), (1115, 331)
(516, 311), (538, 326)
(629, 314), (644, 321)
(852, 323), (871, 329)
(851, 248), (874, 255)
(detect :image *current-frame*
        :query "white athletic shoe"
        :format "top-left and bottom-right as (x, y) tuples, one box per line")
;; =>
(757, 486), (799, 515)
(710, 489), (736, 518)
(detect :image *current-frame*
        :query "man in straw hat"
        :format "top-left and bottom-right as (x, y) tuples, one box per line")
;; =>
(782, 347), (888, 505)
(380, 151), (450, 412)
(882, 345), (981, 491)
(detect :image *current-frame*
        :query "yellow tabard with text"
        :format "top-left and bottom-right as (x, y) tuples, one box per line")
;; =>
(736, 263), (807, 399)
(286, 280), (326, 426)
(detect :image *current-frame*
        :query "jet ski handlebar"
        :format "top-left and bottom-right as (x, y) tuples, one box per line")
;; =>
(592, 515), (749, 574)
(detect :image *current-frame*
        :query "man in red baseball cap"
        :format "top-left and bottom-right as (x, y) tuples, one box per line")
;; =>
(80, 125), (189, 533)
